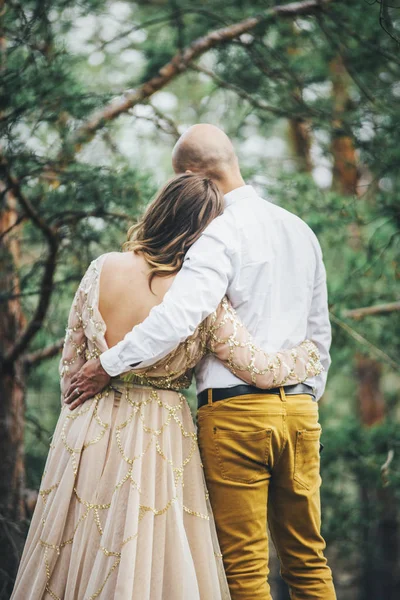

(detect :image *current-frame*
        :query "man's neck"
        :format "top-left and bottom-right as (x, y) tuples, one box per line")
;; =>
(218, 175), (246, 196)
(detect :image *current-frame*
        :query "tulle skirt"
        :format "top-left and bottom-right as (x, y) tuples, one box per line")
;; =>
(11, 382), (230, 599)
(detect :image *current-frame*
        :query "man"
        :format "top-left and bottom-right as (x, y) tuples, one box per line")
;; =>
(66, 124), (336, 599)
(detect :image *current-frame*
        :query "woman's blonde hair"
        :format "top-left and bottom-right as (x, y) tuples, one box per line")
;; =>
(124, 173), (224, 289)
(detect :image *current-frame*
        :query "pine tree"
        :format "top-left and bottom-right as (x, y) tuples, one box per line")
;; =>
(1, 1), (399, 596)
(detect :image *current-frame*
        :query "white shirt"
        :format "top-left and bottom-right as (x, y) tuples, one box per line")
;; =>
(100, 185), (331, 400)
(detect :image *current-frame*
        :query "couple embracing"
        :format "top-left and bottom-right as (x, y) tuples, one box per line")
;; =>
(12, 125), (336, 599)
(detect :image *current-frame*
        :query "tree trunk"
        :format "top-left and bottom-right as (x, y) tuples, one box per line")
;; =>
(0, 195), (27, 597)
(356, 360), (399, 600)
(287, 118), (313, 173)
(375, 486), (400, 600)
(0, 361), (26, 596)
(330, 55), (398, 600)
(330, 56), (358, 197)
(286, 22), (313, 175)
(355, 355), (385, 426)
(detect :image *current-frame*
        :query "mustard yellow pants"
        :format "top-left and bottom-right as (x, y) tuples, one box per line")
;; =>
(197, 389), (336, 600)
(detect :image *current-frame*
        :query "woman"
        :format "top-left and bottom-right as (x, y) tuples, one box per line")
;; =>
(12, 174), (322, 600)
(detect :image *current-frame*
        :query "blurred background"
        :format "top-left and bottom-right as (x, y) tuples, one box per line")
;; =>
(1, 1), (400, 598)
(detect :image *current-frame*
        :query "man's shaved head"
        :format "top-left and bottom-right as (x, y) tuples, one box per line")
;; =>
(172, 124), (239, 183)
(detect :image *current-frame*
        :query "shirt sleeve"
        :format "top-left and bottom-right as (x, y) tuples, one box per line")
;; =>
(99, 213), (238, 376)
(306, 239), (332, 400)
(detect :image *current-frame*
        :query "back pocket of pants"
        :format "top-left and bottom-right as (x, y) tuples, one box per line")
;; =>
(294, 427), (322, 490)
(214, 428), (272, 484)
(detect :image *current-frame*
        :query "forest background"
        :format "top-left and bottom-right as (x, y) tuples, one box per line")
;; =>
(1, 1), (400, 598)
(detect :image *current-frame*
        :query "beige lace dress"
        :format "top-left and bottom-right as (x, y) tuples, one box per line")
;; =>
(11, 253), (322, 600)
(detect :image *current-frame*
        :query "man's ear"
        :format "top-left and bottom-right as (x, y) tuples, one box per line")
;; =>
(185, 169), (193, 174)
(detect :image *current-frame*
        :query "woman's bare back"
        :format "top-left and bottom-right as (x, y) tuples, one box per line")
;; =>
(98, 252), (175, 348)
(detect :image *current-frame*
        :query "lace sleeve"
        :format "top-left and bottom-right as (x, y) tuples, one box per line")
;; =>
(58, 264), (94, 404)
(205, 297), (323, 389)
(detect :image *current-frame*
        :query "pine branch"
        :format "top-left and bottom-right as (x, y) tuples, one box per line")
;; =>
(25, 413), (52, 444)
(5, 245), (59, 365)
(64, 0), (336, 156)
(190, 64), (291, 118)
(343, 302), (400, 320)
(0, 158), (56, 242)
(146, 103), (181, 140)
(0, 158), (60, 365)
(316, 11), (377, 105)
(330, 312), (399, 371)
(51, 209), (131, 227)
(24, 338), (64, 367)
(0, 213), (26, 242)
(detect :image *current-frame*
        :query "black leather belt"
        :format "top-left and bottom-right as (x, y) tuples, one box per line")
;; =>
(197, 383), (315, 409)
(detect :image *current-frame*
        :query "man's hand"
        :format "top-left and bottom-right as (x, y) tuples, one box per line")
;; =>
(64, 358), (111, 410)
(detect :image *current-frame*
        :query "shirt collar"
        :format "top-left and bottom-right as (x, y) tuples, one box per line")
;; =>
(224, 185), (258, 206)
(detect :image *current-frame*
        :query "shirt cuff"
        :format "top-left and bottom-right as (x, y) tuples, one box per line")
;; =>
(100, 347), (128, 377)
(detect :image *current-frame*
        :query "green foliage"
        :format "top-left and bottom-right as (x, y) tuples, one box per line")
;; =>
(266, 171), (400, 374)
(2, 1), (400, 597)
(320, 417), (400, 579)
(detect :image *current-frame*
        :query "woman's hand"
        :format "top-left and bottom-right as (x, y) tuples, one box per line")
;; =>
(64, 358), (111, 410)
